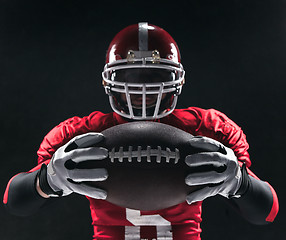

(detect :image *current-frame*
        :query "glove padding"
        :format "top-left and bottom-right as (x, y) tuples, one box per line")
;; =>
(45, 132), (108, 199)
(185, 136), (242, 204)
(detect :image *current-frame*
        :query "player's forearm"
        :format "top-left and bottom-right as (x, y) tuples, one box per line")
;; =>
(3, 170), (52, 216)
(229, 164), (279, 225)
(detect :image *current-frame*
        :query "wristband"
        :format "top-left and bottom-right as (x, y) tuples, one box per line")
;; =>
(38, 164), (63, 197)
(233, 163), (250, 198)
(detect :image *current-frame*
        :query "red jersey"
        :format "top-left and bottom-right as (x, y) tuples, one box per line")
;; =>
(36, 107), (252, 240)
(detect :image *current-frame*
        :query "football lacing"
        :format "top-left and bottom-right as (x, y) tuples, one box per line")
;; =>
(109, 146), (180, 164)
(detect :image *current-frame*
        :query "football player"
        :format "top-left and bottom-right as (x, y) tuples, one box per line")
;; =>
(4, 23), (279, 240)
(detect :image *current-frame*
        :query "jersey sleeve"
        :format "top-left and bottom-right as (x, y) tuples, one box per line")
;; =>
(36, 111), (111, 164)
(193, 108), (251, 167)
(37, 116), (88, 164)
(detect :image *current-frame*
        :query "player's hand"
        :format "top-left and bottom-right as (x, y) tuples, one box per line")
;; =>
(185, 136), (242, 204)
(38, 133), (108, 199)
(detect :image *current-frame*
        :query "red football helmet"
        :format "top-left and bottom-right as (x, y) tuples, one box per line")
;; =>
(102, 22), (185, 120)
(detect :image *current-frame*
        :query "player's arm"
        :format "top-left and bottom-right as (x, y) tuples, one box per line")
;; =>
(3, 133), (108, 216)
(185, 136), (278, 225)
(185, 108), (279, 225)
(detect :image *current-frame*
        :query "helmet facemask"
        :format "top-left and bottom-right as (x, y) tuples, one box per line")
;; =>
(102, 53), (185, 120)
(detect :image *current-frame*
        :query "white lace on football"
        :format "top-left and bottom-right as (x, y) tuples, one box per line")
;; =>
(109, 146), (180, 164)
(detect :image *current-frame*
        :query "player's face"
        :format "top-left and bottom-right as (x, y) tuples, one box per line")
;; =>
(112, 68), (173, 109)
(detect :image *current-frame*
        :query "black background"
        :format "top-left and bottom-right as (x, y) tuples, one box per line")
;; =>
(0, 0), (285, 239)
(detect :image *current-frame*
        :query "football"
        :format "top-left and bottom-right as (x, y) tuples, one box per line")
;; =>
(80, 121), (202, 211)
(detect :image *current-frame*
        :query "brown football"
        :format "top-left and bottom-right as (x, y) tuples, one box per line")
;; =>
(79, 121), (202, 211)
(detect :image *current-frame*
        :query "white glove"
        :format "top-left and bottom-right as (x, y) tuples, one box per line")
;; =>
(185, 136), (242, 204)
(44, 132), (108, 199)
